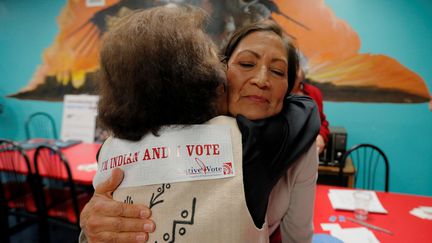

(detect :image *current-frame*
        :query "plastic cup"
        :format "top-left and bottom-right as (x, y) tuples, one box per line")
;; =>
(353, 190), (372, 220)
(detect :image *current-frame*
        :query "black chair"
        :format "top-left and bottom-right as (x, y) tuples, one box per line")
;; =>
(0, 139), (40, 243)
(33, 145), (92, 242)
(339, 144), (390, 192)
(25, 112), (58, 139)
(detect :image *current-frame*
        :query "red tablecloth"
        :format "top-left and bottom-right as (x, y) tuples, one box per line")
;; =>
(314, 185), (432, 243)
(55, 143), (100, 185)
(16, 143), (100, 185)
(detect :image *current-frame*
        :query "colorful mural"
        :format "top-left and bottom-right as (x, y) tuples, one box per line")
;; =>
(8, 0), (431, 103)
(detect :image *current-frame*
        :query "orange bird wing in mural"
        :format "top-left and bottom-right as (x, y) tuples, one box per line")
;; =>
(8, 0), (124, 100)
(273, 0), (430, 103)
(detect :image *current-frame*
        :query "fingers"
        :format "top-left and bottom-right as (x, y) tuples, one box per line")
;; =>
(86, 216), (155, 233)
(82, 168), (156, 243)
(92, 195), (151, 218)
(81, 196), (155, 243)
(87, 232), (150, 243)
(95, 168), (125, 196)
(80, 194), (155, 233)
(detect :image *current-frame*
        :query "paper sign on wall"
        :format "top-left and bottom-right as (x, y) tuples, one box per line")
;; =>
(86, 0), (105, 7)
(61, 95), (99, 143)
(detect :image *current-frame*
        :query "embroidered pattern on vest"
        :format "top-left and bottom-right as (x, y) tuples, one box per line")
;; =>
(124, 195), (133, 204)
(148, 184), (197, 242)
(150, 183), (171, 209)
(155, 197), (197, 243)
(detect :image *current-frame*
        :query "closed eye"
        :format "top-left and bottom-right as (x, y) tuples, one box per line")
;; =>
(239, 62), (255, 68)
(271, 69), (285, 76)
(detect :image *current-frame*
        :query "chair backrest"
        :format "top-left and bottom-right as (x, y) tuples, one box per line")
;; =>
(339, 144), (390, 192)
(0, 139), (36, 210)
(0, 139), (40, 243)
(33, 145), (80, 226)
(25, 112), (58, 139)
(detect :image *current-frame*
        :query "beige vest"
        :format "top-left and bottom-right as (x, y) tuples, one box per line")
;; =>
(97, 116), (268, 243)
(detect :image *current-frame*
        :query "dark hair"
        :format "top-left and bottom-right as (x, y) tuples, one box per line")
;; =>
(221, 20), (299, 95)
(98, 5), (226, 141)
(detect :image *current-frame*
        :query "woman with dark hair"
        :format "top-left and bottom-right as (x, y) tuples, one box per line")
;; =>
(80, 6), (319, 243)
(221, 20), (319, 243)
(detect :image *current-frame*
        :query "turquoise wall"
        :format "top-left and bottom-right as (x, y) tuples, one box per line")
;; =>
(0, 0), (431, 196)
(324, 0), (432, 196)
(0, 0), (66, 139)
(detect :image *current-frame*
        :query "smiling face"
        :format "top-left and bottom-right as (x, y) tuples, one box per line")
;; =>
(226, 31), (289, 120)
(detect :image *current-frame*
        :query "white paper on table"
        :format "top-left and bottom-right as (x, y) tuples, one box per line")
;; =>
(330, 227), (380, 243)
(321, 223), (342, 231)
(77, 162), (98, 172)
(410, 206), (432, 220)
(328, 189), (388, 214)
(419, 206), (432, 214)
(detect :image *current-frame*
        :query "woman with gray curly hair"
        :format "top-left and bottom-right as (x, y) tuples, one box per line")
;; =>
(80, 5), (319, 243)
